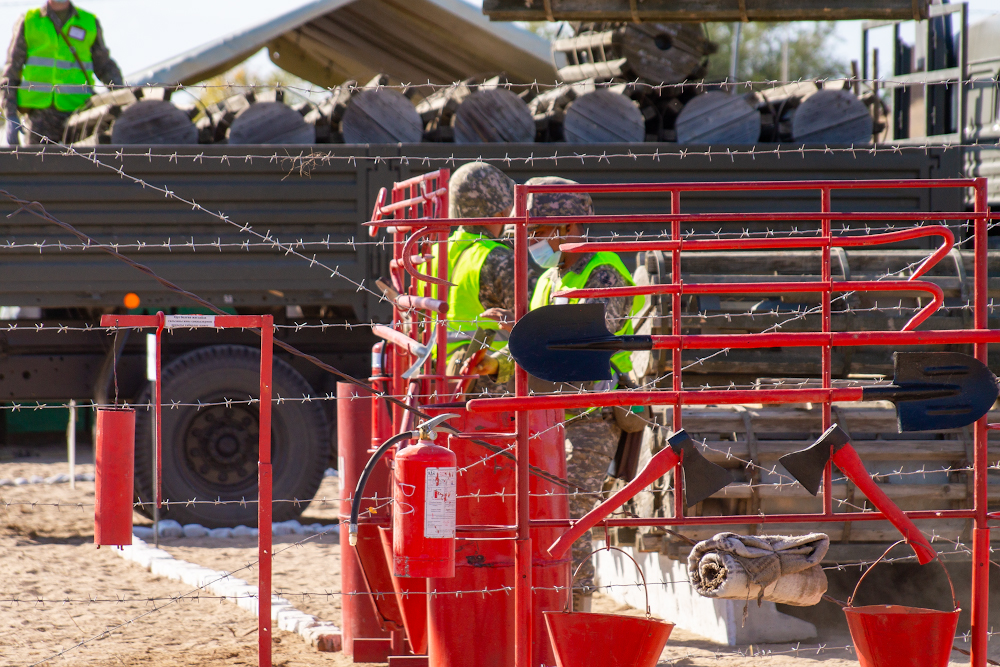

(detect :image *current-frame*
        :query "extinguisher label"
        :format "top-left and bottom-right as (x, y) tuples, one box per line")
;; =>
(424, 467), (456, 539)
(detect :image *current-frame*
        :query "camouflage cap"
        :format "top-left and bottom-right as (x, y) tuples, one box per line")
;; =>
(525, 176), (593, 219)
(449, 162), (515, 219)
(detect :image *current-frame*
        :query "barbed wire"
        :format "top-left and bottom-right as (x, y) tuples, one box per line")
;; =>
(0, 74), (994, 96)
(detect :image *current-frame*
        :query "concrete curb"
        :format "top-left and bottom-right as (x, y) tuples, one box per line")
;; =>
(115, 535), (342, 652)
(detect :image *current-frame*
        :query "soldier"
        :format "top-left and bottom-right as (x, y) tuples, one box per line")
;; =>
(439, 161), (519, 395)
(2, 0), (125, 145)
(473, 176), (641, 611)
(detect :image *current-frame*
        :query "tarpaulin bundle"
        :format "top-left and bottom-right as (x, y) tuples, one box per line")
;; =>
(688, 532), (829, 607)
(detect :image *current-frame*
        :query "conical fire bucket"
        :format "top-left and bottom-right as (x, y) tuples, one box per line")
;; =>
(843, 541), (960, 667)
(544, 546), (673, 667)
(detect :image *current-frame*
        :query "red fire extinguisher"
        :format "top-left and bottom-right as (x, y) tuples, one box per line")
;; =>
(392, 421), (457, 579)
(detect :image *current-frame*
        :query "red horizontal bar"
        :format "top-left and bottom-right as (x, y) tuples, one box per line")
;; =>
(521, 178), (981, 195)
(378, 186), (447, 216)
(562, 225), (954, 258)
(469, 388), (867, 412)
(556, 279), (940, 299)
(100, 314), (264, 328)
(529, 508), (977, 529)
(640, 329), (1000, 350)
(369, 210), (986, 229)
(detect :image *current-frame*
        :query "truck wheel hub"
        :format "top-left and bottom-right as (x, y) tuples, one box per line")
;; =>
(184, 405), (258, 487)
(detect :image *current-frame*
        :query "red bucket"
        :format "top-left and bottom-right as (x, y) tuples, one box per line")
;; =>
(544, 546), (673, 667)
(843, 542), (960, 667)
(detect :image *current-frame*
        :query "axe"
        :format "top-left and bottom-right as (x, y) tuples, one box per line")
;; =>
(779, 424), (937, 565)
(547, 430), (732, 558)
(372, 325), (436, 379)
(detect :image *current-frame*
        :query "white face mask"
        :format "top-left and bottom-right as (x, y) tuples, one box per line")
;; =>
(529, 239), (561, 268)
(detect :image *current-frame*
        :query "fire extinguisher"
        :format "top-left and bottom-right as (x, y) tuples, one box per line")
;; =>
(349, 414), (458, 579)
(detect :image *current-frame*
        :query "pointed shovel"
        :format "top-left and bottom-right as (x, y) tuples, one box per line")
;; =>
(779, 424), (937, 565)
(509, 305), (997, 432)
(546, 430), (731, 558)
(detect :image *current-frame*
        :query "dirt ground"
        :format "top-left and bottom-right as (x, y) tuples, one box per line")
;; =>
(0, 450), (987, 666)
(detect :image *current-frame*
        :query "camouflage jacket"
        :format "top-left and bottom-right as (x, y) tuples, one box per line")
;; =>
(2, 2), (124, 111)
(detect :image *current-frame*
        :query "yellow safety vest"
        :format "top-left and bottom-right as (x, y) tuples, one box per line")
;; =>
(19, 7), (97, 112)
(530, 251), (641, 374)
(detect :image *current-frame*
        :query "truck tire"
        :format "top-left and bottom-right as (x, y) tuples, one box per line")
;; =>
(133, 345), (330, 528)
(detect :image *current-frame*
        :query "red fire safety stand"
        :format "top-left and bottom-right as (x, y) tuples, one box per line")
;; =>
(99, 313), (275, 667)
(369, 176), (998, 667)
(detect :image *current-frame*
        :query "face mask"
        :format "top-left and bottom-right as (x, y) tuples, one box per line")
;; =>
(529, 239), (561, 268)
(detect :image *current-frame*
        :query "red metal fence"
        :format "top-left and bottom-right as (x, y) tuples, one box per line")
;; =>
(369, 176), (996, 667)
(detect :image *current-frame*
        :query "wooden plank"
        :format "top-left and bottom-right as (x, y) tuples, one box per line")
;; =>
(792, 89), (874, 144)
(228, 102), (315, 145)
(675, 91), (760, 144)
(453, 89), (535, 143)
(563, 90), (645, 143)
(341, 89), (422, 145)
(482, 0), (929, 22)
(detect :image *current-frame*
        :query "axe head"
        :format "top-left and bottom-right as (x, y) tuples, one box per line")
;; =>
(778, 424), (850, 496)
(668, 430), (733, 507)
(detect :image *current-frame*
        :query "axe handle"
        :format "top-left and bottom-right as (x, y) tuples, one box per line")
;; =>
(373, 325), (425, 357)
(832, 445), (937, 565)
(547, 446), (680, 558)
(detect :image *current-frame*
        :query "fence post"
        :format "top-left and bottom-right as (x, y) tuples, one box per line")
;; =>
(66, 399), (76, 491)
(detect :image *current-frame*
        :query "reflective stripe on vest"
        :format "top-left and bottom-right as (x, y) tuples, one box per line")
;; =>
(529, 251), (642, 374)
(433, 229), (510, 358)
(19, 7), (97, 112)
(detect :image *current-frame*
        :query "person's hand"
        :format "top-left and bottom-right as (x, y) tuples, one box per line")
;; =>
(481, 308), (514, 332)
(471, 354), (499, 377)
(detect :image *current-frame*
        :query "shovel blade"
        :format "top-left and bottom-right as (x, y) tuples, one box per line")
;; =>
(891, 352), (998, 432)
(668, 430), (733, 507)
(508, 304), (618, 382)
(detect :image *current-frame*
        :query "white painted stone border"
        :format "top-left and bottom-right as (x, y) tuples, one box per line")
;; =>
(116, 535), (342, 652)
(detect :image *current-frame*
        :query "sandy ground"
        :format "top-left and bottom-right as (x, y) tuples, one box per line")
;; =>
(0, 453), (989, 667)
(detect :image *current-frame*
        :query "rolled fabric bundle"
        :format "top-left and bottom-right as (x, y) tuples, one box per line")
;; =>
(688, 532), (829, 606)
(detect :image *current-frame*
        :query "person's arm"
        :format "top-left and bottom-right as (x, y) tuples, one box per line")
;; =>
(90, 19), (124, 86)
(580, 265), (634, 333)
(2, 16), (27, 143)
(478, 245), (516, 311)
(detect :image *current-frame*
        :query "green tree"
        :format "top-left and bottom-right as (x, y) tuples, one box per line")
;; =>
(703, 22), (847, 83)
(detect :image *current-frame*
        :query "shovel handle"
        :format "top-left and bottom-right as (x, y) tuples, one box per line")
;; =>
(831, 445), (937, 565)
(373, 325), (425, 357)
(547, 446), (680, 558)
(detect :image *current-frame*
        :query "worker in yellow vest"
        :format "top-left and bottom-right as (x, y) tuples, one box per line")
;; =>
(438, 161), (519, 396)
(473, 176), (641, 611)
(2, 0), (124, 145)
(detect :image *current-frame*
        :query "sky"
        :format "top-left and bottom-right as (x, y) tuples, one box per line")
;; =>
(0, 0), (996, 85)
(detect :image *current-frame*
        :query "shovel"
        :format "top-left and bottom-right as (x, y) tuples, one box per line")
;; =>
(547, 430), (731, 558)
(779, 424), (937, 565)
(509, 305), (997, 432)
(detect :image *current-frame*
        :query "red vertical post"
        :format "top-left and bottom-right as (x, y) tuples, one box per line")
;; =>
(970, 179), (989, 667)
(670, 190), (684, 520)
(154, 312), (164, 508)
(258, 315), (274, 667)
(436, 169), (450, 398)
(513, 184), (533, 667)
(820, 187), (833, 516)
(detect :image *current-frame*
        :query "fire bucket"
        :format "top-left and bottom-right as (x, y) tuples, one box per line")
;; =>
(843, 541), (960, 667)
(544, 546), (673, 667)
(94, 407), (136, 547)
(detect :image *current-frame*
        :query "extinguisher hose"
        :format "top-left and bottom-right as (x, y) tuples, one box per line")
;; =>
(349, 430), (417, 546)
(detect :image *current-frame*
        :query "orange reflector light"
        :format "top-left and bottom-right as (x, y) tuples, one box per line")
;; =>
(124, 293), (140, 309)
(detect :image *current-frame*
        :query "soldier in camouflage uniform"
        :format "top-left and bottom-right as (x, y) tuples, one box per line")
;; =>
(441, 161), (521, 396)
(2, 1), (124, 145)
(483, 176), (638, 611)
